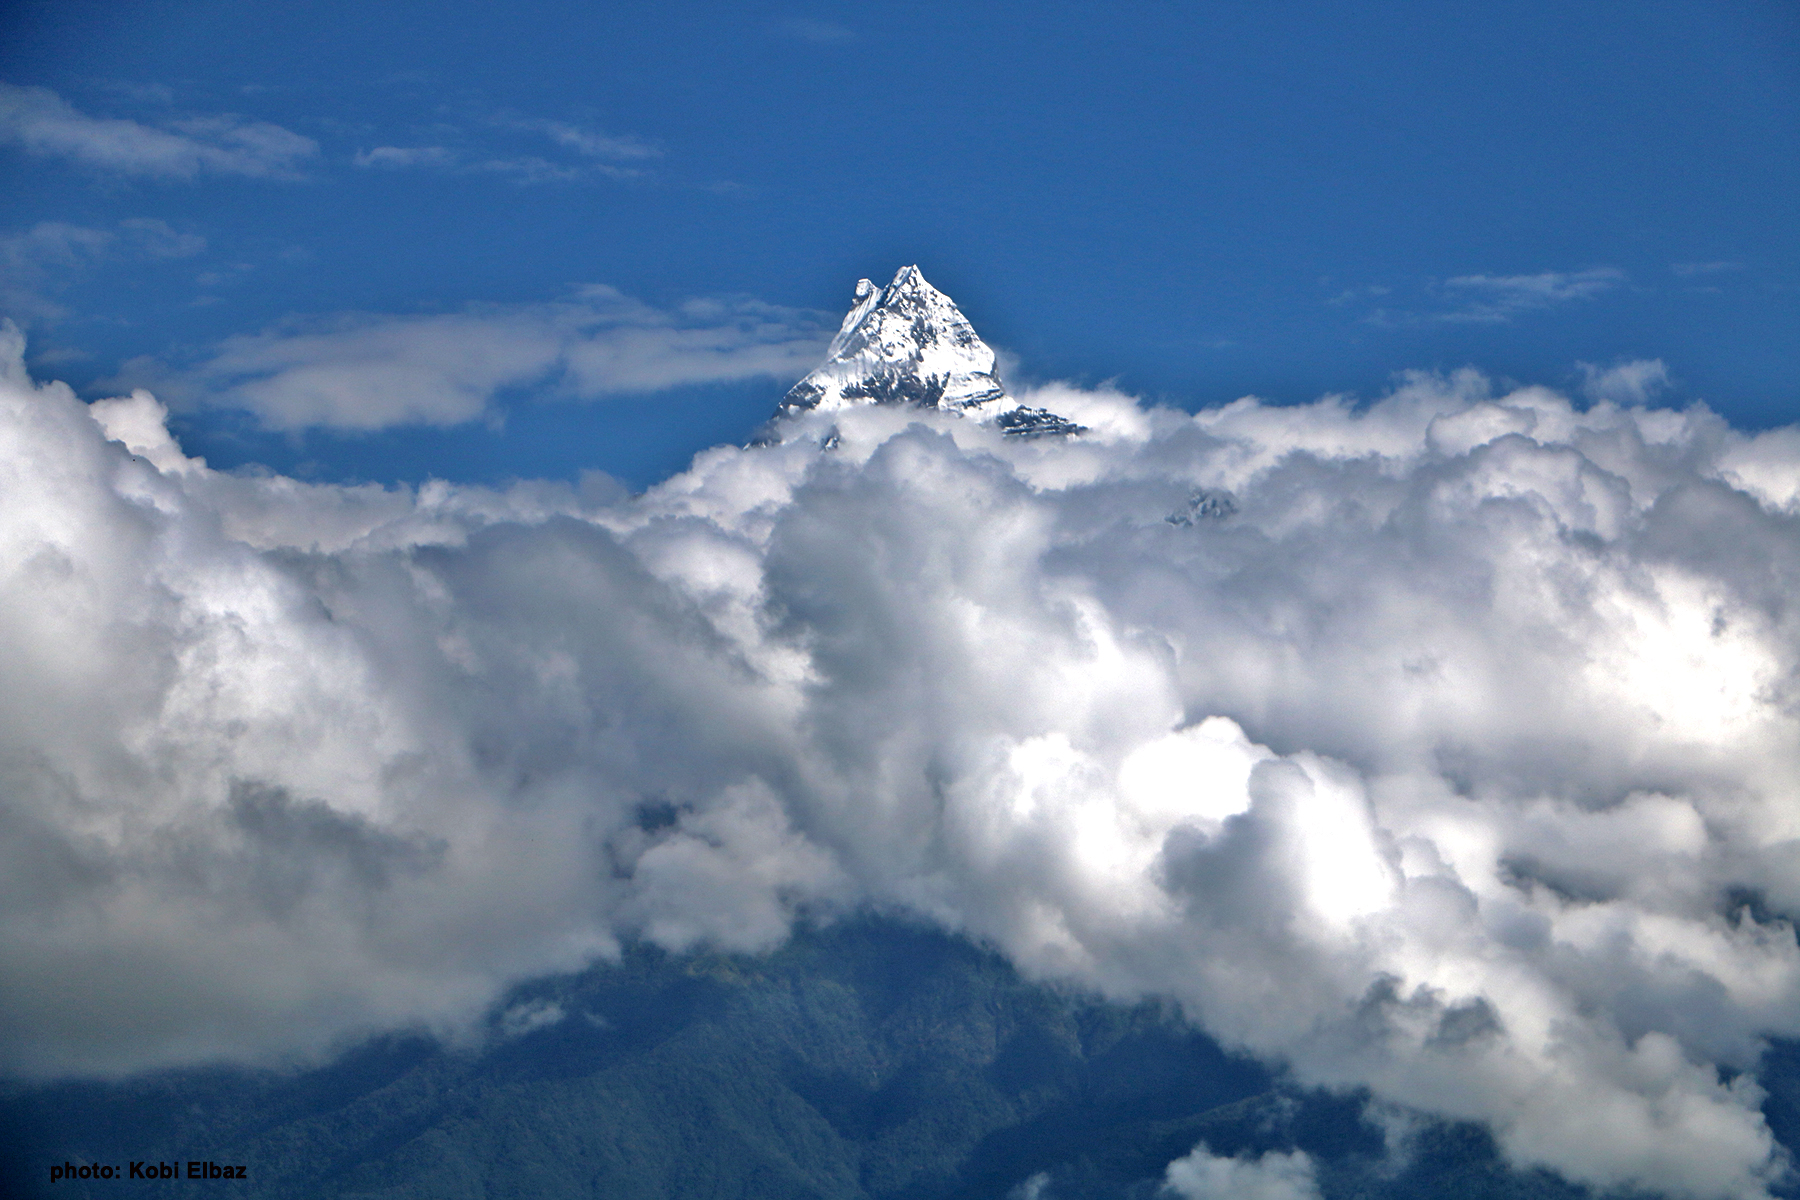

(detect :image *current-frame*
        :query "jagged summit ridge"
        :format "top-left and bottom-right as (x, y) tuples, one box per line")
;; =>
(780, 266), (1007, 415)
(775, 266), (1083, 438)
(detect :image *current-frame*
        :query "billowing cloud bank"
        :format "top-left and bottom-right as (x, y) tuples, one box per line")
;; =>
(5, 322), (1800, 1197)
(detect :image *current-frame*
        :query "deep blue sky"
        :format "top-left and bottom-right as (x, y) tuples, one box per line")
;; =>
(2, 0), (1795, 488)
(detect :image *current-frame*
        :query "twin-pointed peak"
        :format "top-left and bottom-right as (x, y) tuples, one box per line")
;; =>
(775, 266), (1083, 438)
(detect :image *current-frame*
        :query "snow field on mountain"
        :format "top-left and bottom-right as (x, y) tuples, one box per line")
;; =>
(775, 266), (1075, 433)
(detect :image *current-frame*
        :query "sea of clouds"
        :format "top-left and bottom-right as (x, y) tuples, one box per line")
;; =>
(5, 320), (1800, 1197)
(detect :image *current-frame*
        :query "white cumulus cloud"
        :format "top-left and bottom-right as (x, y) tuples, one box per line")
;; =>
(1580, 358), (1672, 406)
(4, 323), (1800, 1198)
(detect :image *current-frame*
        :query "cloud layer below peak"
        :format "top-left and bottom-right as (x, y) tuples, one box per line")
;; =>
(5, 330), (1800, 1198)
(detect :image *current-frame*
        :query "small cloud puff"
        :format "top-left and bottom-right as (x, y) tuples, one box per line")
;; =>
(1163, 1145), (1320, 1200)
(1578, 358), (1671, 406)
(496, 999), (565, 1039)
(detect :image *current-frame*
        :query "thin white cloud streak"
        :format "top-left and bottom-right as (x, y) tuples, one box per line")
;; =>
(355, 116), (660, 182)
(472, 155), (612, 183)
(0, 83), (317, 179)
(496, 116), (659, 162)
(0, 223), (112, 321)
(1437, 268), (1626, 322)
(1365, 268), (1626, 327)
(353, 147), (641, 183)
(1673, 261), (1744, 278)
(352, 145), (455, 169)
(7, 327), (1800, 1197)
(113, 289), (835, 430)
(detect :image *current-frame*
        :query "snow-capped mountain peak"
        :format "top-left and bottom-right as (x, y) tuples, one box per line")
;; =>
(775, 266), (1083, 437)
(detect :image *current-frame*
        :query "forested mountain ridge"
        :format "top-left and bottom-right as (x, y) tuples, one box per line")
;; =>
(2, 920), (1689, 1199)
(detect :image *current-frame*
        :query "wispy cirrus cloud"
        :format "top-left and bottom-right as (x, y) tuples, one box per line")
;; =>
(493, 115), (659, 163)
(353, 114), (659, 183)
(1364, 267), (1627, 327)
(1672, 260), (1743, 278)
(351, 145), (455, 170)
(1324, 282), (1389, 307)
(355, 150), (593, 183)
(1436, 267), (1626, 322)
(0, 82), (317, 179)
(0, 218), (205, 321)
(109, 287), (832, 431)
(472, 155), (612, 184)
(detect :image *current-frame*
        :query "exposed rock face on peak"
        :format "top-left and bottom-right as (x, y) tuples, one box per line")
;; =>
(774, 266), (1084, 438)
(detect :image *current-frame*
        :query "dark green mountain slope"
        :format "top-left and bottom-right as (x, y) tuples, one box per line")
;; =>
(0, 921), (1754, 1199)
